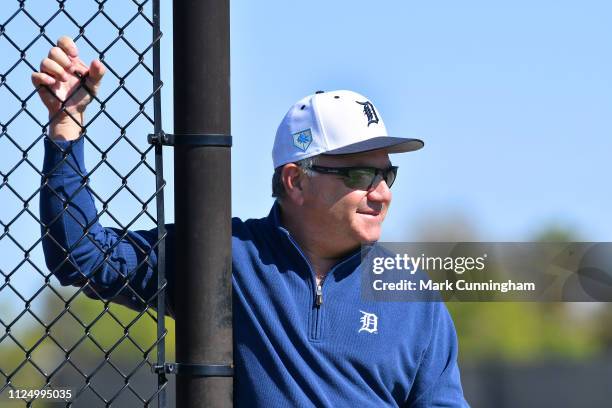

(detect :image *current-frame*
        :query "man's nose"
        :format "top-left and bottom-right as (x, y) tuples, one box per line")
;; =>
(367, 177), (392, 201)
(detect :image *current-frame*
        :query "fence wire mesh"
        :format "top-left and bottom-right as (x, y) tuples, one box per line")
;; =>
(0, 0), (169, 406)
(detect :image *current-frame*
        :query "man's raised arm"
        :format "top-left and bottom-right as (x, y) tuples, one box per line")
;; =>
(33, 36), (175, 317)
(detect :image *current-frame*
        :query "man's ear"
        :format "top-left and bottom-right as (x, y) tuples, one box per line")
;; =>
(281, 164), (307, 205)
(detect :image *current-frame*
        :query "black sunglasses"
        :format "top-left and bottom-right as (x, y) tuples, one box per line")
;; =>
(309, 165), (398, 190)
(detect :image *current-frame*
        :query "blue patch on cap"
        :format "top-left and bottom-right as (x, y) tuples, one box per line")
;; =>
(292, 129), (312, 152)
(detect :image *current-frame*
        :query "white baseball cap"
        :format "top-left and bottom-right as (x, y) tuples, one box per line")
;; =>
(272, 90), (424, 168)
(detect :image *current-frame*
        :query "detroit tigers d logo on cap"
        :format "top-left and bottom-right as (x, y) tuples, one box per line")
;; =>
(356, 101), (379, 127)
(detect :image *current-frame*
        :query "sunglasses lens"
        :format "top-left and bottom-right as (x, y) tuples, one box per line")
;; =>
(345, 169), (377, 189)
(343, 167), (398, 190)
(385, 167), (397, 188)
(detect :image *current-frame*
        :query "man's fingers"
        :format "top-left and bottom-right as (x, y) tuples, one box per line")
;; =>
(40, 58), (69, 82)
(31, 72), (56, 87)
(87, 60), (105, 84)
(57, 36), (78, 58)
(70, 59), (89, 77)
(48, 47), (71, 69)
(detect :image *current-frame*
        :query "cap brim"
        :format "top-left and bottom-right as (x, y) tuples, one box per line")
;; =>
(322, 136), (424, 155)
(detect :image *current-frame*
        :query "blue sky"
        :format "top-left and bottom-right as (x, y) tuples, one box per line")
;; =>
(1, 0), (611, 310)
(227, 0), (612, 241)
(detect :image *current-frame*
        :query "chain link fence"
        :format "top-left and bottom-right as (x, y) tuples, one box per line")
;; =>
(0, 0), (171, 406)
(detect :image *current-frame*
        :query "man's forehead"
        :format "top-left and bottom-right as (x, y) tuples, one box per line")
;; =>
(318, 150), (391, 166)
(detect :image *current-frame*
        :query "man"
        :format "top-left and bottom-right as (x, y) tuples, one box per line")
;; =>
(34, 36), (469, 407)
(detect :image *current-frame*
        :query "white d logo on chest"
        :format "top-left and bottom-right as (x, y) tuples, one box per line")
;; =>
(358, 310), (378, 334)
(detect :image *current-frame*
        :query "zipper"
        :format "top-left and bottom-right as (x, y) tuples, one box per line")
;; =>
(280, 230), (325, 340)
(311, 277), (325, 340)
(315, 279), (324, 306)
(278, 226), (361, 341)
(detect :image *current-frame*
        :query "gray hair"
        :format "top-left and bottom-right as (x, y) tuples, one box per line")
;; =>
(271, 156), (319, 199)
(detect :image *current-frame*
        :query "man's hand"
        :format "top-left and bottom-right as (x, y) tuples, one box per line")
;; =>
(31, 36), (105, 141)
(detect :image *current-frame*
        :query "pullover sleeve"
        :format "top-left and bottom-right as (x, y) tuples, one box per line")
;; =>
(40, 136), (175, 318)
(405, 302), (470, 407)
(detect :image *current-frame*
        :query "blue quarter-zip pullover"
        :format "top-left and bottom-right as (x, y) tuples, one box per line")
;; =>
(40, 136), (469, 407)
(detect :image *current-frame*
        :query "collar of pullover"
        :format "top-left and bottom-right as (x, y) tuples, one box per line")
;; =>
(265, 201), (364, 281)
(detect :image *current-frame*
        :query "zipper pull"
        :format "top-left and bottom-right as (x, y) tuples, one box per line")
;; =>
(315, 283), (323, 307)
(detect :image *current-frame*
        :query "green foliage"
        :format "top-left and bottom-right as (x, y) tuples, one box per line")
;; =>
(0, 286), (175, 404)
(447, 302), (602, 362)
(446, 224), (608, 362)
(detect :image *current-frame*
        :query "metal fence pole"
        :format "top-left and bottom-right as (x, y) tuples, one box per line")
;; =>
(172, 0), (233, 407)
(152, 0), (169, 407)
